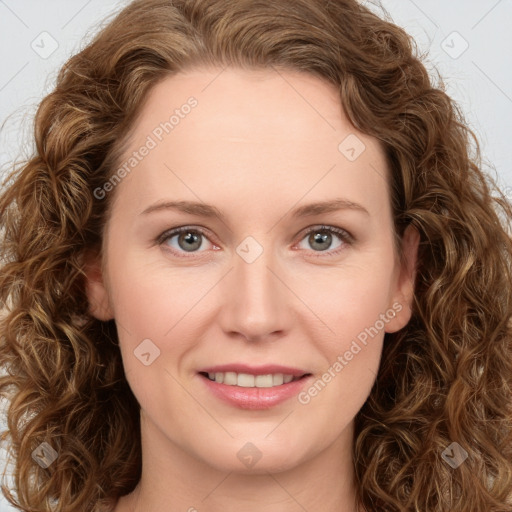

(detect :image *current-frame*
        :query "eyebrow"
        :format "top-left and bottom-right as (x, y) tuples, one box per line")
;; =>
(140, 198), (369, 220)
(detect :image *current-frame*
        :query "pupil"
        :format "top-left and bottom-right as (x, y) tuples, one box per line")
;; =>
(311, 231), (331, 251)
(180, 231), (201, 252)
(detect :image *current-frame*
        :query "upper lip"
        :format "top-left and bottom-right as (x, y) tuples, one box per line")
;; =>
(198, 364), (310, 377)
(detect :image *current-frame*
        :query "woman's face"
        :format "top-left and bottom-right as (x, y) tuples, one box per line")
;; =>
(86, 67), (418, 474)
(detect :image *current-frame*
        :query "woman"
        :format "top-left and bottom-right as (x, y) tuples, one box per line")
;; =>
(0, 1), (511, 511)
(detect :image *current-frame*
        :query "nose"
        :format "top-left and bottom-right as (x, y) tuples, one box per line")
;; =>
(216, 237), (294, 343)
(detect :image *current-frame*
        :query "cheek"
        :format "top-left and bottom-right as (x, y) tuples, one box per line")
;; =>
(295, 271), (391, 422)
(105, 250), (220, 379)
(291, 257), (395, 410)
(106, 263), (195, 411)
(295, 259), (396, 349)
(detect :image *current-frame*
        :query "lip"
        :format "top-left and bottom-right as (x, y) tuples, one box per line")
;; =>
(197, 364), (312, 410)
(198, 364), (308, 377)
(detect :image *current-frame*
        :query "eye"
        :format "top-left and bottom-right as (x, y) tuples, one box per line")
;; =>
(157, 226), (216, 258)
(156, 224), (353, 258)
(295, 225), (353, 257)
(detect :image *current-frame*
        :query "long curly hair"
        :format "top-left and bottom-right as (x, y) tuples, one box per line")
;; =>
(1, 0), (511, 510)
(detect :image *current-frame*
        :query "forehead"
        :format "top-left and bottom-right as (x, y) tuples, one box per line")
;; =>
(111, 66), (391, 220)
(135, 66), (353, 143)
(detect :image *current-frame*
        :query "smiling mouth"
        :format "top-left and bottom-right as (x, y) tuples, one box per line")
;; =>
(199, 371), (311, 388)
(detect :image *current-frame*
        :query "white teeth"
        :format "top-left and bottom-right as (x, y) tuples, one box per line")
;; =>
(255, 374), (273, 388)
(272, 374), (284, 386)
(224, 372), (237, 385)
(237, 373), (255, 387)
(204, 371), (303, 387)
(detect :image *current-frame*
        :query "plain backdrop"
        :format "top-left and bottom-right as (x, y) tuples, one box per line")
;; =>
(0, 1), (511, 510)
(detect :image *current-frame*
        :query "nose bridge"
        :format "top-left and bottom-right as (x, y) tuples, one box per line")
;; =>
(220, 234), (289, 340)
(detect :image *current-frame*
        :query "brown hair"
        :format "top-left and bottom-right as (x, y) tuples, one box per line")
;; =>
(1, 0), (511, 510)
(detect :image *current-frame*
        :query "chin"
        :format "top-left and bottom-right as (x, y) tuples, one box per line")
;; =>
(194, 437), (309, 475)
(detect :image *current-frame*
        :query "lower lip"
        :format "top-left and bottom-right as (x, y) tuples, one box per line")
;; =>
(199, 373), (312, 410)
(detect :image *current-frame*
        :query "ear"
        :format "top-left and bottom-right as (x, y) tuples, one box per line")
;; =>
(83, 248), (115, 321)
(385, 223), (420, 333)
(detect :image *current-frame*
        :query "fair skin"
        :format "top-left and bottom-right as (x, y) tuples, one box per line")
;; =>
(85, 66), (419, 512)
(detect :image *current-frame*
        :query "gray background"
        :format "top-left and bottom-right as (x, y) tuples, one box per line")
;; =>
(0, 1), (511, 510)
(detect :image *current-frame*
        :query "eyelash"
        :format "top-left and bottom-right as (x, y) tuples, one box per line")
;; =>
(156, 224), (354, 259)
